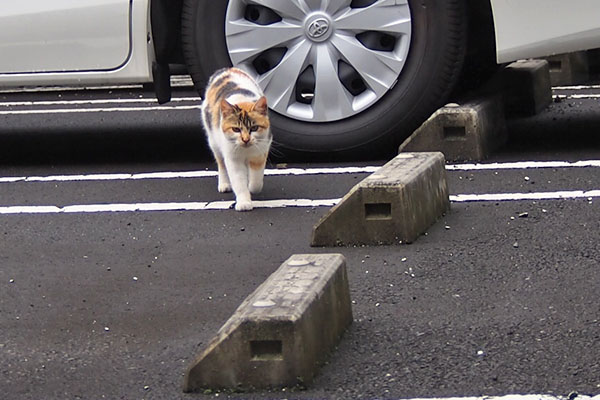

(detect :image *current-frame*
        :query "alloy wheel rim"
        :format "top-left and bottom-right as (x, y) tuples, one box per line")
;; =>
(225, 0), (412, 122)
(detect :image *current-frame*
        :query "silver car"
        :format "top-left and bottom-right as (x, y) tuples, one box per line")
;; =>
(1, 0), (599, 154)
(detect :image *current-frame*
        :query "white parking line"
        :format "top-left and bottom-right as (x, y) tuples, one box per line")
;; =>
(0, 81), (590, 110)
(551, 84), (600, 100)
(452, 190), (600, 202)
(553, 94), (600, 99)
(1, 160), (599, 215)
(0, 166), (381, 183)
(0, 76), (193, 94)
(1, 189), (599, 215)
(446, 159), (600, 171)
(401, 395), (600, 400)
(1, 160), (599, 183)
(553, 84), (600, 90)
(0, 199), (341, 215)
(0, 104), (202, 115)
(0, 96), (201, 107)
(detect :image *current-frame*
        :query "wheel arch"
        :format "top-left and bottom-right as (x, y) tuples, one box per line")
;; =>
(466, 0), (497, 65)
(453, 0), (498, 93)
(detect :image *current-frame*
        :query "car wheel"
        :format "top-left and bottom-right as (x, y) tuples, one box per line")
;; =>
(182, 0), (467, 156)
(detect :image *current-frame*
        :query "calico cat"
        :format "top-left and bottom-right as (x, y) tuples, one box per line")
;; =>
(201, 67), (272, 211)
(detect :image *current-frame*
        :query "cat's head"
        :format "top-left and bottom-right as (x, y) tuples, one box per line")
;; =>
(220, 96), (270, 147)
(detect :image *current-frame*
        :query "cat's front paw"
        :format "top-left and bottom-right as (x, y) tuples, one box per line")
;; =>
(235, 200), (253, 211)
(218, 182), (232, 193)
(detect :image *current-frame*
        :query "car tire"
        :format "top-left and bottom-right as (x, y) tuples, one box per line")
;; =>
(181, 0), (467, 157)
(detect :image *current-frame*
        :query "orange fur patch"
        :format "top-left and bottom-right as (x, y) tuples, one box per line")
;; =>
(234, 102), (255, 112)
(203, 68), (270, 140)
(248, 156), (267, 170)
(220, 101), (270, 137)
(215, 155), (226, 170)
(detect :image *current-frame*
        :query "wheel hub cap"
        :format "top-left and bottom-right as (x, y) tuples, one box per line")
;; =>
(225, 0), (412, 122)
(305, 14), (333, 42)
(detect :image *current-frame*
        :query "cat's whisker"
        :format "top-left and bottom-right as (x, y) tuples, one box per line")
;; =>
(268, 141), (287, 159)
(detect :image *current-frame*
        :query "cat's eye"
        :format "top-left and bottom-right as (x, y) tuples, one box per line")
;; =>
(250, 126), (260, 132)
(232, 127), (241, 133)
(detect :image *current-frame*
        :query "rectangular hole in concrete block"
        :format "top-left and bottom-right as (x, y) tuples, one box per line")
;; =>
(365, 203), (392, 220)
(443, 126), (467, 140)
(549, 60), (562, 72)
(250, 340), (283, 361)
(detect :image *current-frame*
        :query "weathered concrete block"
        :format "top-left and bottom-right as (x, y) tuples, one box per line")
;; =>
(545, 51), (590, 86)
(183, 253), (352, 392)
(398, 97), (507, 161)
(587, 48), (600, 74)
(503, 59), (552, 116)
(311, 153), (449, 246)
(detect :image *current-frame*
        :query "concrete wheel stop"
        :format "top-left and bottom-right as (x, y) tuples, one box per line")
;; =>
(183, 253), (352, 392)
(503, 59), (552, 117)
(544, 51), (590, 86)
(311, 152), (449, 247)
(398, 58), (556, 161)
(398, 96), (507, 161)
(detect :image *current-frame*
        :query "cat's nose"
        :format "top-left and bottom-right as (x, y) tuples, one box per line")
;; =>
(241, 134), (251, 144)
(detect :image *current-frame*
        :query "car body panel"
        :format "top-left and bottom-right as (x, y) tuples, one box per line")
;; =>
(0, 0), (131, 73)
(490, 0), (600, 63)
(0, 1), (599, 89)
(0, 0), (154, 87)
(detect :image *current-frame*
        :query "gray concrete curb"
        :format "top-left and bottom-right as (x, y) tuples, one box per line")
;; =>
(311, 152), (449, 246)
(398, 97), (507, 161)
(503, 59), (552, 116)
(183, 253), (352, 392)
(398, 58), (554, 161)
(545, 51), (590, 86)
(587, 48), (600, 74)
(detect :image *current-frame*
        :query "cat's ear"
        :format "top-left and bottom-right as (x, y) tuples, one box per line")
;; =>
(220, 99), (237, 116)
(252, 96), (268, 115)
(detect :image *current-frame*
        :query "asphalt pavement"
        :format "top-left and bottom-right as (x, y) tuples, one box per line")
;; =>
(1, 81), (599, 400)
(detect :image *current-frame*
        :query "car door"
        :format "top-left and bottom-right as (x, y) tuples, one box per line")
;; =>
(0, 0), (132, 74)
